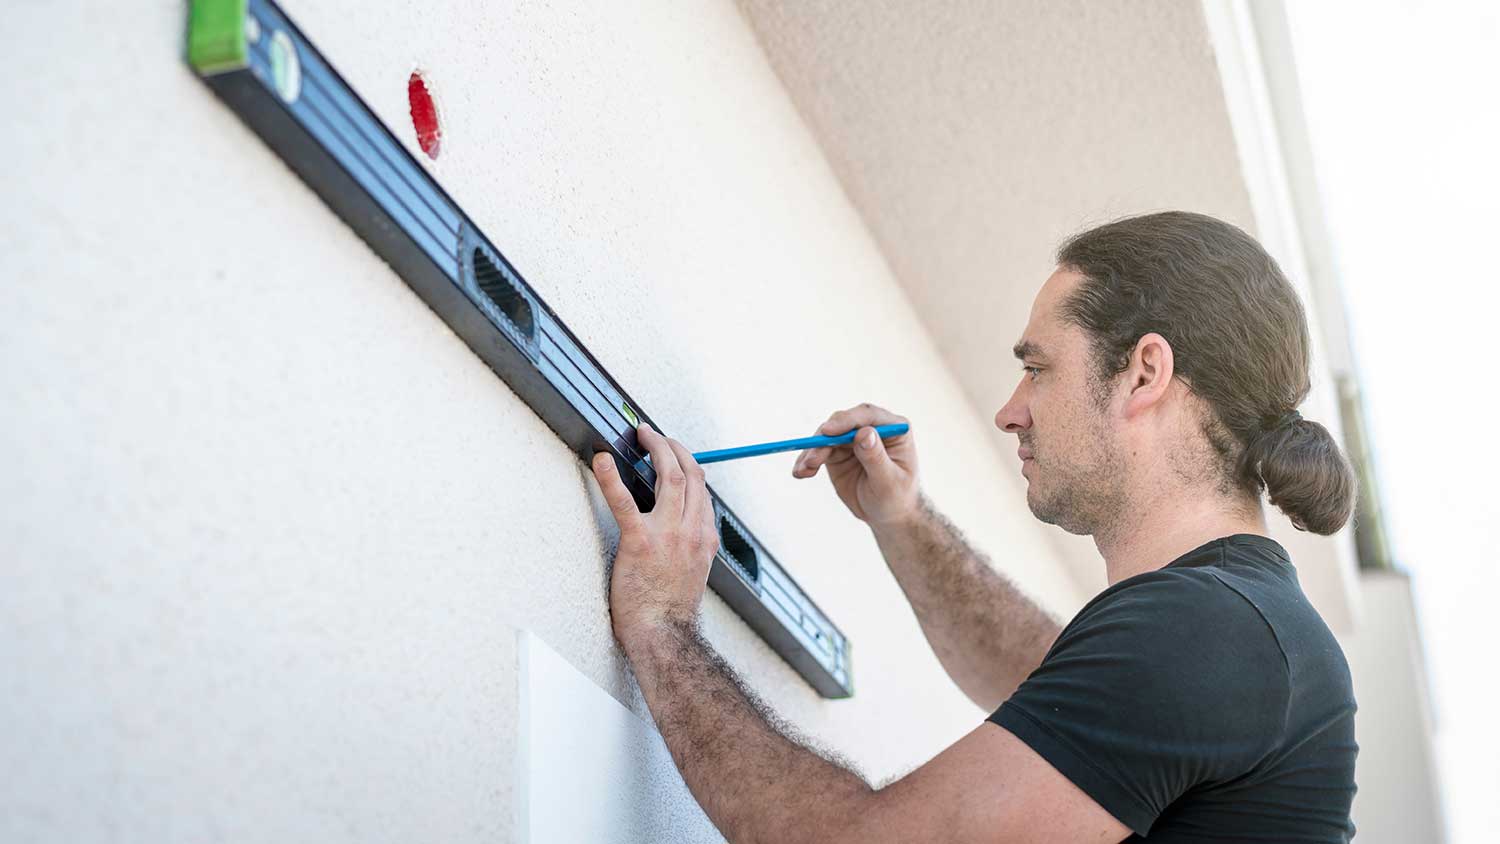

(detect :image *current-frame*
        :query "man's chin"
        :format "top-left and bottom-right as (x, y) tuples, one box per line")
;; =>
(1026, 490), (1091, 536)
(1025, 489), (1056, 525)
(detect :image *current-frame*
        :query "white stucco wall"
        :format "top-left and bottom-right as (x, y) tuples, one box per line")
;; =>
(1, 2), (1087, 841)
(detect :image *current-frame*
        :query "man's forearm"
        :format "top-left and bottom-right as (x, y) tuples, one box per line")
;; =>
(622, 619), (872, 844)
(871, 494), (1061, 710)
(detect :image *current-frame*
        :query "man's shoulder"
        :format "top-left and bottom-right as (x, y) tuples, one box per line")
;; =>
(1075, 564), (1269, 631)
(1057, 565), (1289, 682)
(1008, 559), (1295, 796)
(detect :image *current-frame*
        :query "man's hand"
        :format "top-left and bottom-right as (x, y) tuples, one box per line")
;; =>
(591, 424), (719, 647)
(791, 403), (920, 528)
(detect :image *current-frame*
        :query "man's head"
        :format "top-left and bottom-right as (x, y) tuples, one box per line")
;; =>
(995, 211), (1355, 537)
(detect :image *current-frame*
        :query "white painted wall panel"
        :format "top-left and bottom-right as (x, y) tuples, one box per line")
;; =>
(519, 631), (719, 842)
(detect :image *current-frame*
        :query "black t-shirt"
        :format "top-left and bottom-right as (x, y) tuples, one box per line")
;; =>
(989, 534), (1358, 841)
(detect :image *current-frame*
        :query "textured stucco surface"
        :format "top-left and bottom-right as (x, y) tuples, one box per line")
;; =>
(2, 2), (1087, 841)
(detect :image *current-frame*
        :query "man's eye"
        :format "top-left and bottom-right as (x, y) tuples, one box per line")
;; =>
(1023, 366), (1041, 380)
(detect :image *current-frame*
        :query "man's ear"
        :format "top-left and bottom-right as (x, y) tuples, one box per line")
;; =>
(1122, 332), (1174, 420)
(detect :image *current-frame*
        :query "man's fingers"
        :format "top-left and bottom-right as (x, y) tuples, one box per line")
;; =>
(592, 452), (645, 534)
(798, 404), (908, 477)
(637, 424), (686, 516)
(792, 445), (833, 478)
(817, 403), (909, 438)
(664, 436), (709, 538)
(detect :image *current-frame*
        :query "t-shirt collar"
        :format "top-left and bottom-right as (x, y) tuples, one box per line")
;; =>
(1165, 533), (1292, 569)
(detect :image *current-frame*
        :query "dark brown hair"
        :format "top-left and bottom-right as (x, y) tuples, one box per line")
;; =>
(1055, 211), (1355, 535)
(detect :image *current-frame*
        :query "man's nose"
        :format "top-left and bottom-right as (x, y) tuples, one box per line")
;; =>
(995, 387), (1030, 433)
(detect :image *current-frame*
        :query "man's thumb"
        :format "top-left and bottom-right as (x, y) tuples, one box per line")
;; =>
(851, 426), (901, 486)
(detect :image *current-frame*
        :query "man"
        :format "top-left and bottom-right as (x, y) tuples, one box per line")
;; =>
(591, 211), (1359, 842)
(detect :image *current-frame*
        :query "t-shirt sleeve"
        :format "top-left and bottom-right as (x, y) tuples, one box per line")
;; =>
(988, 570), (1290, 837)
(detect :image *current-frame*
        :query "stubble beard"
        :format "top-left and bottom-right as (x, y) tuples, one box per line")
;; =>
(1024, 429), (1127, 539)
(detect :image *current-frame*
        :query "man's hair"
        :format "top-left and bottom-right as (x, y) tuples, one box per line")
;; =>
(1055, 211), (1355, 535)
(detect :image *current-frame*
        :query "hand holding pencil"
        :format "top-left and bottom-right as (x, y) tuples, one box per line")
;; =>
(786, 404), (919, 528)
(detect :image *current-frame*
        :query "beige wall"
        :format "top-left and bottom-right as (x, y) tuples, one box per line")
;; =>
(0, 2), (1085, 841)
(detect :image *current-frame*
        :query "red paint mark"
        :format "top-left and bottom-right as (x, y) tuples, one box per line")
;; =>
(408, 72), (441, 159)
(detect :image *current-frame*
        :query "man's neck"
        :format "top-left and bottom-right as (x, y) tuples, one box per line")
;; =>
(1093, 487), (1269, 586)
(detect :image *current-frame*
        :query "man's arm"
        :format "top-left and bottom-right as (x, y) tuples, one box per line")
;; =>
(792, 404), (1061, 710)
(870, 494), (1061, 711)
(592, 426), (1129, 844)
(619, 617), (869, 841)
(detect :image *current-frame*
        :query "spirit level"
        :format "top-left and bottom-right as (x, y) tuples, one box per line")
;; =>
(187, 0), (852, 697)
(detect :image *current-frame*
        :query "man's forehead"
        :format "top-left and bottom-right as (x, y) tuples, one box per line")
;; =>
(1013, 268), (1083, 359)
(1032, 266), (1082, 318)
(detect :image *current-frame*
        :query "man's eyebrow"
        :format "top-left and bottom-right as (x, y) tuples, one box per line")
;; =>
(1012, 341), (1046, 361)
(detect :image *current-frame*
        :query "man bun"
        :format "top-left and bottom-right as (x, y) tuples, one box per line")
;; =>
(1238, 413), (1356, 535)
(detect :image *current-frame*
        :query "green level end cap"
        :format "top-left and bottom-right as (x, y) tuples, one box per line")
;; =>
(188, 0), (250, 74)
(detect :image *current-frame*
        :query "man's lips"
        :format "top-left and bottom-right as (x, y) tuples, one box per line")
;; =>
(1018, 447), (1034, 461)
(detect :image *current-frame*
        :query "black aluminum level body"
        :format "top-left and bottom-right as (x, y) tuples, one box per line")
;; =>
(192, 0), (851, 697)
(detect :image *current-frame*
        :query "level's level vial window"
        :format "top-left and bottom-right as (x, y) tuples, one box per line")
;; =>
(621, 402), (639, 428)
(717, 516), (760, 582)
(472, 248), (535, 339)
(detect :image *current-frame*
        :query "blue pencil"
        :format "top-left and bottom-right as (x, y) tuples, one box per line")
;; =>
(691, 423), (910, 465)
